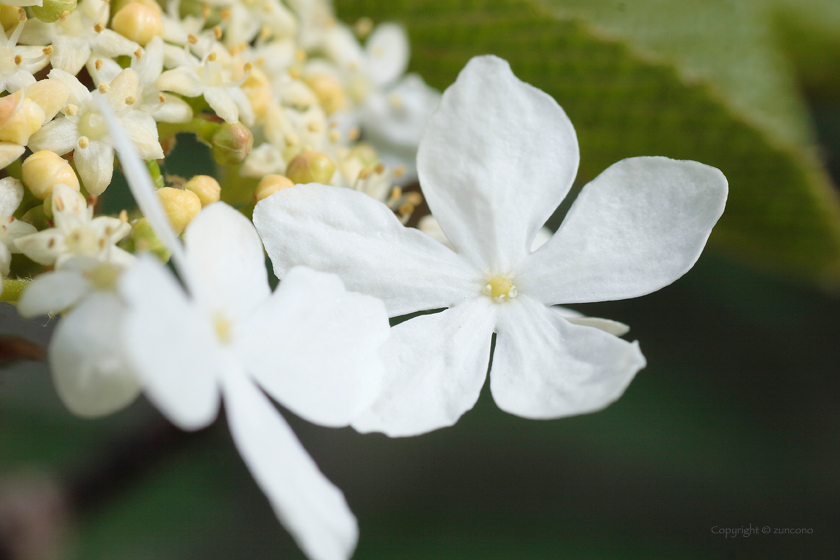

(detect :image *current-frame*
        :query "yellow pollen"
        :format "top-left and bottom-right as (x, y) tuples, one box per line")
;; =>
(125, 96), (136, 105)
(207, 52), (217, 62)
(256, 56), (265, 66)
(374, 162), (385, 174)
(202, 4), (211, 18)
(243, 62), (252, 72)
(98, 237), (106, 249)
(42, 46), (53, 55)
(59, 10), (70, 21)
(213, 25), (222, 39)
(405, 192), (423, 205)
(13, 55), (21, 65)
(394, 165), (406, 178)
(219, 8), (231, 20)
(159, 93), (166, 103)
(188, 34), (198, 45)
(295, 49), (306, 62)
(358, 168), (370, 180)
(259, 25), (271, 41)
(483, 276), (517, 302)
(17, 8), (26, 21)
(98, 83), (110, 94)
(65, 104), (78, 116)
(398, 202), (413, 216)
(78, 136), (90, 149)
(389, 186), (402, 201)
(134, 48), (143, 58)
(94, 23), (104, 33)
(95, 59), (103, 70)
(214, 313), (232, 344)
(119, 209), (128, 222)
(289, 68), (300, 79)
(348, 127), (360, 141)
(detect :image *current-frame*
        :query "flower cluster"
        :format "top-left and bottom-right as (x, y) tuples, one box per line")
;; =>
(0, 0), (729, 559)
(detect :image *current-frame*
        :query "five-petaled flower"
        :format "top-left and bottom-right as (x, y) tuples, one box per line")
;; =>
(254, 55), (729, 437)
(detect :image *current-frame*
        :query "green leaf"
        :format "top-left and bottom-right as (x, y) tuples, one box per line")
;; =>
(336, 0), (840, 285)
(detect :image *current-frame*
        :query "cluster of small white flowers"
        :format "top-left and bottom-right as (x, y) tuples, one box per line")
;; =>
(0, 1), (730, 559)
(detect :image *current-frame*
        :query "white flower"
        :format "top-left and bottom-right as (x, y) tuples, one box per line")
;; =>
(20, 0), (138, 77)
(0, 22), (51, 94)
(100, 96), (391, 560)
(253, 55), (729, 437)
(0, 177), (37, 277)
(28, 68), (163, 195)
(222, 0), (296, 49)
(156, 45), (254, 125)
(16, 183), (133, 267)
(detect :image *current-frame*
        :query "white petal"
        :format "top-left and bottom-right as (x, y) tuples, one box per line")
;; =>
(147, 93), (193, 123)
(74, 139), (114, 196)
(236, 266), (388, 427)
(253, 183), (479, 317)
(0, 177), (24, 217)
(121, 111), (164, 160)
(417, 55), (579, 272)
(87, 55), (123, 86)
(353, 299), (496, 437)
(156, 67), (205, 97)
(15, 229), (65, 265)
(183, 203), (270, 323)
(51, 36), (91, 76)
(90, 216), (131, 243)
(119, 257), (221, 431)
(490, 296), (646, 419)
(0, 143), (25, 169)
(364, 23), (409, 87)
(90, 29), (139, 58)
(1, 218), (37, 248)
(204, 87), (239, 124)
(518, 157), (728, 304)
(222, 369), (358, 560)
(134, 36), (164, 86)
(226, 87), (254, 126)
(18, 270), (89, 317)
(48, 293), (141, 417)
(27, 118), (78, 155)
(47, 68), (91, 108)
(552, 305), (629, 336)
(52, 183), (89, 232)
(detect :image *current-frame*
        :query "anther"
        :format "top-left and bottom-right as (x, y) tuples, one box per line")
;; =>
(295, 49), (306, 62)
(188, 34), (198, 45)
(13, 55), (22, 66)
(17, 8), (26, 21)
(158, 93), (166, 103)
(283, 132), (298, 146)
(134, 48), (143, 58)
(213, 25), (222, 39)
(59, 10), (70, 21)
(348, 127), (360, 141)
(125, 96), (136, 105)
(394, 165), (406, 178)
(65, 104), (78, 116)
(94, 22), (104, 33)
(219, 8), (230, 20)
(95, 59), (103, 70)
(98, 83), (110, 94)
(374, 162), (385, 174)
(207, 51), (217, 62)
(42, 46), (53, 55)
(98, 237), (106, 249)
(243, 61), (252, 72)
(358, 168), (370, 180)
(119, 210), (128, 222)
(307, 120), (321, 132)
(78, 137), (90, 149)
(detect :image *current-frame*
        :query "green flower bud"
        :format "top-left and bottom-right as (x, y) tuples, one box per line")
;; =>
(211, 122), (253, 166)
(286, 150), (335, 185)
(31, 0), (77, 23)
(131, 218), (171, 262)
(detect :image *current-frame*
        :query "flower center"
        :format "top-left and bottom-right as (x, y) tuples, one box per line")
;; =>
(77, 111), (108, 141)
(214, 313), (232, 344)
(482, 275), (517, 303)
(65, 226), (100, 254)
(87, 262), (120, 290)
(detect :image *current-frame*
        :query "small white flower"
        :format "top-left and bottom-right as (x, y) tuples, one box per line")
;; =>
(0, 177), (37, 277)
(100, 95), (391, 560)
(16, 183), (132, 267)
(0, 22), (51, 94)
(156, 45), (254, 125)
(28, 68), (163, 195)
(254, 55), (729, 437)
(222, 0), (296, 49)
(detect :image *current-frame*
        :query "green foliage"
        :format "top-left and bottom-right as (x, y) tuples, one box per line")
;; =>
(336, 0), (840, 285)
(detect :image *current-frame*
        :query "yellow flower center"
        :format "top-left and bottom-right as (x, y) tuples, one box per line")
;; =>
(77, 111), (108, 141)
(214, 313), (232, 344)
(483, 276), (517, 303)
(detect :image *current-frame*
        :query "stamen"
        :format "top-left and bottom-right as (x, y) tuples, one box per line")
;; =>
(119, 210), (128, 222)
(288, 68), (300, 79)
(94, 23), (104, 33)
(213, 25), (222, 39)
(13, 55), (22, 66)
(78, 136), (90, 149)
(394, 165), (406, 178)
(17, 8), (25, 21)
(295, 48), (306, 62)
(98, 83), (110, 94)
(219, 8), (231, 19)
(125, 96), (136, 105)
(307, 120), (321, 132)
(95, 59), (103, 70)
(60, 11), (70, 21)
(243, 61), (252, 72)
(358, 168), (370, 180)
(65, 104), (78, 116)
(207, 51), (217, 62)
(374, 162), (385, 174)
(187, 33), (198, 45)
(202, 3), (211, 19)
(159, 93), (167, 103)
(348, 127), (360, 141)
(42, 46), (53, 55)
(482, 276), (517, 303)
(134, 48), (143, 58)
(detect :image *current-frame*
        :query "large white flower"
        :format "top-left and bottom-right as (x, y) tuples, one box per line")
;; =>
(254, 55), (729, 437)
(28, 68), (163, 195)
(100, 96), (391, 560)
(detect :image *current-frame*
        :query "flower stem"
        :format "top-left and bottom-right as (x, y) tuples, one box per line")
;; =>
(0, 279), (28, 303)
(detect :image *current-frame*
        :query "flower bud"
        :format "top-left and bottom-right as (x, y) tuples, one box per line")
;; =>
(286, 150), (335, 185)
(25, 78), (71, 122)
(0, 5), (21, 31)
(303, 74), (346, 115)
(0, 95), (45, 146)
(131, 218), (171, 262)
(212, 122), (253, 166)
(111, 2), (164, 46)
(157, 187), (201, 234)
(22, 151), (80, 199)
(31, 0), (77, 23)
(184, 175), (221, 206)
(254, 174), (294, 202)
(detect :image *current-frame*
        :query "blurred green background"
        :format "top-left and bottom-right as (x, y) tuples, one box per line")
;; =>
(2, 0), (840, 558)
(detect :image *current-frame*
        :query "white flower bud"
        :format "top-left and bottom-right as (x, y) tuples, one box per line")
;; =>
(157, 187), (201, 234)
(0, 93), (45, 146)
(184, 175), (221, 207)
(254, 174), (294, 202)
(286, 150), (335, 185)
(22, 151), (80, 199)
(111, 2), (164, 46)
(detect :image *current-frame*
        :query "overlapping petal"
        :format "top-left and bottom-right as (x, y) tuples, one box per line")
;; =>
(490, 296), (646, 419)
(18, 270), (89, 317)
(353, 299), (496, 437)
(518, 157), (728, 304)
(254, 183), (480, 317)
(237, 266), (388, 428)
(417, 55), (579, 272)
(74, 140), (115, 196)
